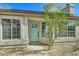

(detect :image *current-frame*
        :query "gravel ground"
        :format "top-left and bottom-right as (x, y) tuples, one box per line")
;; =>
(0, 42), (79, 56)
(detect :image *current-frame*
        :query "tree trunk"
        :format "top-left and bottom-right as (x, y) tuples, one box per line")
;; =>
(48, 28), (56, 50)
(48, 31), (52, 50)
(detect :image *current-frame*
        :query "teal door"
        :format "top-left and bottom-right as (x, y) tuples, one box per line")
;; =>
(30, 21), (38, 41)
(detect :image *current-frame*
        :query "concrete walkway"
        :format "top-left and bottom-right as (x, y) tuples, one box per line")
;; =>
(27, 45), (47, 51)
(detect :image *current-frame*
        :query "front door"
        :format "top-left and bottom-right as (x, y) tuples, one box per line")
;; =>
(30, 21), (39, 41)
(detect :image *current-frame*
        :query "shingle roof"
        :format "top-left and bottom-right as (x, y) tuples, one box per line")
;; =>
(0, 9), (44, 15)
(0, 9), (79, 20)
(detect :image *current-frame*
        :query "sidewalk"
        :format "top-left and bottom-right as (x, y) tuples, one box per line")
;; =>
(27, 45), (46, 51)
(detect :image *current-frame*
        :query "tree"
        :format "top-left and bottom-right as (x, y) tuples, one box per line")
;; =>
(44, 4), (67, 50)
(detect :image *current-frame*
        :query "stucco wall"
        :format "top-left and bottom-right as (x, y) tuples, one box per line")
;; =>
(39, 37), (79, 45)
(39, 20), (79, 44)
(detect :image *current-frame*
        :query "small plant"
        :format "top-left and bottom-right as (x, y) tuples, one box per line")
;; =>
(44, 4), (67, 50)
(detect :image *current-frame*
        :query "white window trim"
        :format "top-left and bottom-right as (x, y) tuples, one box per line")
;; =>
(2, 19), (21, 40)
(0, 15), (23, 40)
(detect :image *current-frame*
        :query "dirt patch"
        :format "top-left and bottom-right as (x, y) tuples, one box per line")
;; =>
(0, 42), (79, 56)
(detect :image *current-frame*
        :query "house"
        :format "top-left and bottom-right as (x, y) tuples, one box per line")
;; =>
(0, 4), (79, 47)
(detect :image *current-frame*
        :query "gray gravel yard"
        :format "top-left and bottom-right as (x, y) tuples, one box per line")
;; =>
(0, 42), (79, 56)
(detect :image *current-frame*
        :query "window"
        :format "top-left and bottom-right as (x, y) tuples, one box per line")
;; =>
(32, 23), (37, 28)
(59, 20), (75, 37)
(2, 19), (20, 39)
(67, 25), (75, 37)
(67, 21), (75, 37)
(12, 19), (20, 39)
(2, 19), (11, 39)
(42, 22), (49, 37)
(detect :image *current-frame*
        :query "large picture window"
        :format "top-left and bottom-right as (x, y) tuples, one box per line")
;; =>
(59, 20), (75, 37)
(2, 19), (20, 39)
(67, 26), (75, 37)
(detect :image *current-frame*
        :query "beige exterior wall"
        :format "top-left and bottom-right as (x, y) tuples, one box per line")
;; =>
(0, 13), (79, 46)
(75, 20), (79, 38)
(76, 26), (79, 38)
(39, 19), (79, 44)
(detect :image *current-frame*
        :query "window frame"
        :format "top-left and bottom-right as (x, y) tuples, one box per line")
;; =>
(59, 20), (76, 37)
(67, 25), (75, 37)
(2, 18), (21, 40)
(41, 22), (50, 37)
